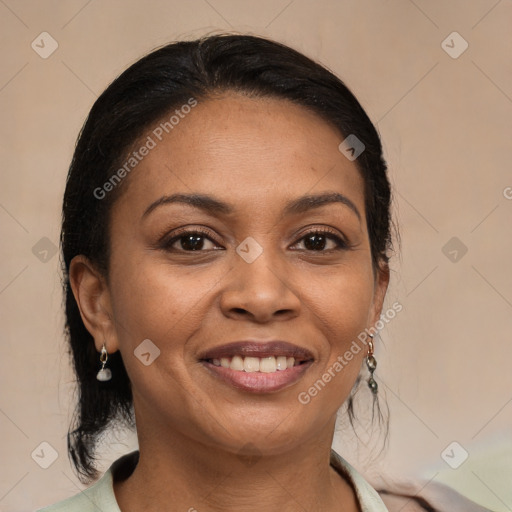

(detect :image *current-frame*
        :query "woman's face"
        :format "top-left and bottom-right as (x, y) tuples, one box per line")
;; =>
(88, 93), (388, 455)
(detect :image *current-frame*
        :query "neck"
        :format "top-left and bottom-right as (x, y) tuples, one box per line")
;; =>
(113, 419), (359, 512)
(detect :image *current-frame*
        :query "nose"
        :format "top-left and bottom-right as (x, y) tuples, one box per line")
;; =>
(219, 249), (301, 323)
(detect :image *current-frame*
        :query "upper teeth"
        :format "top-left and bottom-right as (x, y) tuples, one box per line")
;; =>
(211, 355), (297, 373)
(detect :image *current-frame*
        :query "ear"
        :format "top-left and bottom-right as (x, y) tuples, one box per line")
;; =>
(68, 255), (119, 353)
(368, 261), (390, 328)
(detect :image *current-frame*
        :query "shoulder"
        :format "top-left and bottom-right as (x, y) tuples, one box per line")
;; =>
(330, 451), (491, 512)
(330, 449), (390, 511)
(37, 488), (107, 511)
(36, 451), (140, 512)
(376, 480), (493, 512)
(36, 469), (118, 512)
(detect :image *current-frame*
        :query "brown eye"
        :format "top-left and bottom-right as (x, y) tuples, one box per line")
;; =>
(177, 234), (209, 251)
(292, 230), (348, 252)
(163, 229), (222, 252)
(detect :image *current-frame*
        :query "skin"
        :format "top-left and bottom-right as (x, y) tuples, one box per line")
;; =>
(70, 93), (389, 512)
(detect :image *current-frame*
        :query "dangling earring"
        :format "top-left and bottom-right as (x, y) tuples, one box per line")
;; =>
(366, 333), (378, 394)
(96, 343), (112, 381)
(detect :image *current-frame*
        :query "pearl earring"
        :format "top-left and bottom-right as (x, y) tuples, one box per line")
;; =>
(96, 343), (112, 381)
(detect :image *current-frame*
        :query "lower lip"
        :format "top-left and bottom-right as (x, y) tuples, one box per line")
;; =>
(201, 360), (313, 393)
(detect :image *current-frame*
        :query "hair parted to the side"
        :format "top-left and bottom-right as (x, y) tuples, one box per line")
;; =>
(61, 33), (393, 483)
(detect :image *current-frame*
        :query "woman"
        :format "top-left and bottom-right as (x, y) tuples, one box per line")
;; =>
(39, 33), (394, 511)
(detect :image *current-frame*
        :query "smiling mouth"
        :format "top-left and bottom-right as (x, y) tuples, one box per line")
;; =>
(202, 355), (311, 373)
(198, 340), (315, 392)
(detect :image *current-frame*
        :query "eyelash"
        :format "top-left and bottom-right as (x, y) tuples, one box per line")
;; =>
(161, 227), (349, 253)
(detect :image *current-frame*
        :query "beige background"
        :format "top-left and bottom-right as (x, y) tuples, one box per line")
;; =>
(1, 1), (511, 511)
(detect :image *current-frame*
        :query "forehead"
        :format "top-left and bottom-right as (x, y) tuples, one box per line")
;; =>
(112, 93), (365, 220)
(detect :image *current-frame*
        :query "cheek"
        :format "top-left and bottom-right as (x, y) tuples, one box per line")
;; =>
(107, 261), (205, 409)
(111, 265), (193, 342)
(107, 253), (228, 365)
(299, 261), (375, 394)
(303, 260), (375, 341)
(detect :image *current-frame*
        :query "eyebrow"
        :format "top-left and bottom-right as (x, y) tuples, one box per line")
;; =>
(142, 192), (361, 221)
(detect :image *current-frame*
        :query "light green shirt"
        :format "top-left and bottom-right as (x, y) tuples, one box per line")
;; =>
(38, 449), (389, 511)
